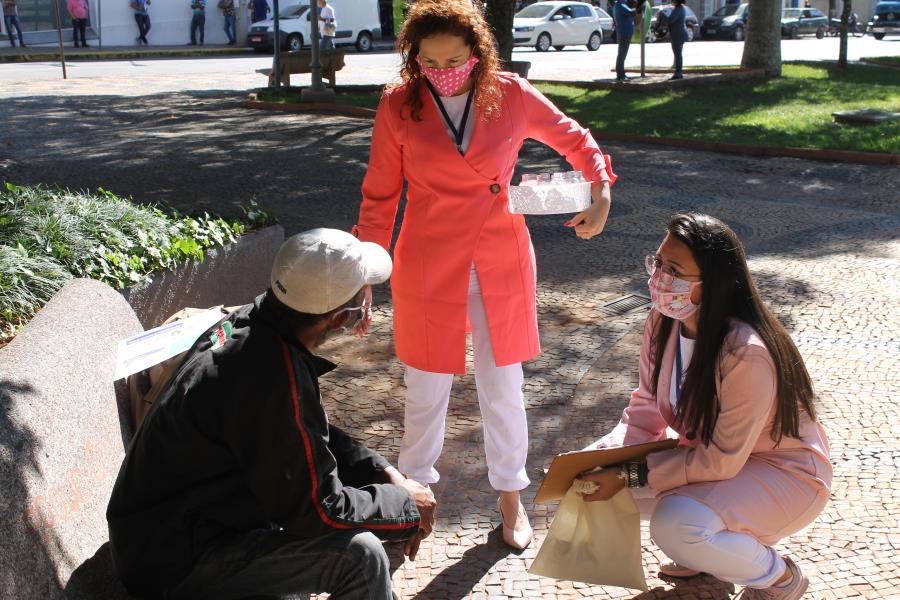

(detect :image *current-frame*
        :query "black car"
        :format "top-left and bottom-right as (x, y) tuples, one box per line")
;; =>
(701, 2), (749, 40)
(781, 7), (829, 38)
(868, 1), (900, 39)
(651, 4), (700, 42)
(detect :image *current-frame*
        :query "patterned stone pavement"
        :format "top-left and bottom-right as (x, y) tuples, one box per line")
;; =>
(2, 93), (898, 599)
(321, 147), (900, 600)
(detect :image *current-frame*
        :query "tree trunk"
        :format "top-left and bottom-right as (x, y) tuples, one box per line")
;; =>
(485, 0), (516, 65)
(838, 0), (851, 68)
(741, 0), (782, 77)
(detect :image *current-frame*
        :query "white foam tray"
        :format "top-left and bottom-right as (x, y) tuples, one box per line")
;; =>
(508, 181), (592, 215)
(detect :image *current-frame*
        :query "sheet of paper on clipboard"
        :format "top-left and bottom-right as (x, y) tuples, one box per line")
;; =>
(113, 308), (225, 381)
(533, 439), (679, 504)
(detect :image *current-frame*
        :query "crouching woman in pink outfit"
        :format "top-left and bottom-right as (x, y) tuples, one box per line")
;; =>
(580, 213), (831, 599)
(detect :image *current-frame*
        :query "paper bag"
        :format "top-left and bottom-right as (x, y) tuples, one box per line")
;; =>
(529, 482), (647, 592)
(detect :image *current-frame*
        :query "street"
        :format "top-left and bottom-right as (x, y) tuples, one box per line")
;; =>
(2, 36), (899, 96)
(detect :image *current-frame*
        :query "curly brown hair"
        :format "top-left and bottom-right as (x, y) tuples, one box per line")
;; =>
(395, 0), (502, 122)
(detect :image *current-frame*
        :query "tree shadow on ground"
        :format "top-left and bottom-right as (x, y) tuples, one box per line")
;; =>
(0, 379), (66, 599)
(633, 576), (735, 599)
(409, 528), (513, 600)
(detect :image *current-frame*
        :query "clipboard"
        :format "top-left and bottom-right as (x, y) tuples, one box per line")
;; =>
(533, 439), (678, 504)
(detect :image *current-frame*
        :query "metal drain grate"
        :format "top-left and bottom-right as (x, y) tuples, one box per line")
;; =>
(598, 294), (652, 317)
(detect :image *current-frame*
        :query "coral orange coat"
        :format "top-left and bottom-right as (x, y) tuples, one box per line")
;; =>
(354, 73), (616, 374)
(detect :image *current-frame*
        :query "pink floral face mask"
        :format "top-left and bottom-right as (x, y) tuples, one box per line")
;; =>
(645, 256), (702, 321)
(416, 55), (479, 97)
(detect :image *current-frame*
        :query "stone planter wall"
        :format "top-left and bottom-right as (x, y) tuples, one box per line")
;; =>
(122, 224), (284, 329)
(0, 279), (141, 599)
(0, 225), (288, 597)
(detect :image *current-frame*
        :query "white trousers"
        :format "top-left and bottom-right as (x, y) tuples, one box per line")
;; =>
(646, 493), (787, 588)
(398, 265), (530, 492)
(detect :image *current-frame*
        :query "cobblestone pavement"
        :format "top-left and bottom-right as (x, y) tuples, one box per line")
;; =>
(3, 93), (899, 599)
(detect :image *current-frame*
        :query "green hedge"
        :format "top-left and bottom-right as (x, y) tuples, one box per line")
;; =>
(0, 183), (272, 343)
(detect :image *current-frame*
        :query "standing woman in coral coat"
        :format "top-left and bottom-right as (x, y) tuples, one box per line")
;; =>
(353, 0), (616, 549)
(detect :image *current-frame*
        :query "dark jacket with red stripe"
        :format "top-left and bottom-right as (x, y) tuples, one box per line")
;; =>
(106, 295), (421, 599)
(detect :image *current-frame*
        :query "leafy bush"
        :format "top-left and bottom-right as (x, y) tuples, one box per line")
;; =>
(0, 183), (273, 343)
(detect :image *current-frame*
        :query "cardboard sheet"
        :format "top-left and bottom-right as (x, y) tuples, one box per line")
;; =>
(113, 308), (224, 381)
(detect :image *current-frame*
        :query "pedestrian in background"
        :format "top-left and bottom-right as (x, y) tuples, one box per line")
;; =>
(613, 0), (635, 81)
(250, 0), (269, 23)
(220, 0), (236, 45)
(3, 0), (26, 47)
(131, 0), (151, 45)
(317, 0), (336, 49)
(67, 0), (90, 47)
(667, 0), (688, 79)
(188, 0), (206, 45)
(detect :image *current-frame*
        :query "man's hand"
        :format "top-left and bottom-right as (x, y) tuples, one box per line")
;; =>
(403, 529), (427, 561)
(351, 285), (373, 338)
(398, 479), (436, 560)
(381, 466), (406, 486)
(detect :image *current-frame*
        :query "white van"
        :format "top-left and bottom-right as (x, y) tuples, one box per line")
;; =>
(248, 0), (382, 52)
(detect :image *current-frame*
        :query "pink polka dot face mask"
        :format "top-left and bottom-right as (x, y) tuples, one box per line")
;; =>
(416, 55), (479, 97)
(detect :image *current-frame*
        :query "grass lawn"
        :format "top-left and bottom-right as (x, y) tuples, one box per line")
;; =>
(260, 62), (897, 154)
(537, 62), (899, 154)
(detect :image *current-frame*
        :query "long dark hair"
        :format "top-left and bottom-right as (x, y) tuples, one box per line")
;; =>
(650, 213), (816, 445)
(395, 0), (502, 122)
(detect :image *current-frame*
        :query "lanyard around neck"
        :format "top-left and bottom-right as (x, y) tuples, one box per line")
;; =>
(426, 80), (474, 155)
(675, 324), (684, 402)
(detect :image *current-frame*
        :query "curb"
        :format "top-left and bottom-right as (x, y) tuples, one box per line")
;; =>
(531, 68), (766, 92)
(0, 46), (253, 63)
(598, 132), (899, 165)
(622, 67), (752, 74)
(860, 58), (900, 69)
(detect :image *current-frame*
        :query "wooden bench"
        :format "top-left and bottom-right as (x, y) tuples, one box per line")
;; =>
(255, 49), (346, 88)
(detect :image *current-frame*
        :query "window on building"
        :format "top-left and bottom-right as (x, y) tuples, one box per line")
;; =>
(16, 0), (72, 32)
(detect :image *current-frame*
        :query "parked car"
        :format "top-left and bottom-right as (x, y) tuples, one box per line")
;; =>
(868, 1), (900, 39)
(248, 0), (381, 52)
(513, 1), (612, 51)
(781, 7), (828, 39)
(701, 2), (749, 40)
(651, 4), (701, 42)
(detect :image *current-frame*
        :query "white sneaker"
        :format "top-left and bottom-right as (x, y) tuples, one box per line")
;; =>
(736, 557), (809, 599)
(658, 558), (701, 578)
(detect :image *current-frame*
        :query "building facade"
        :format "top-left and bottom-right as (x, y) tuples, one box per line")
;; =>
(1, 0), (253, 47)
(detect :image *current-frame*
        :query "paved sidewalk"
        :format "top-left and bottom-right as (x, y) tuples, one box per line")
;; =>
(2, 93), (898, 599)
(0, 41), (397, 62)
(0, 43), (253, 62)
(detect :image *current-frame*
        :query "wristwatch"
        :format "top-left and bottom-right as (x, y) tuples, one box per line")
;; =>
(619, 462), (649, 488)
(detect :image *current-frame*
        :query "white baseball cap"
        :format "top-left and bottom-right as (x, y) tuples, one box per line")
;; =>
(270, 228), (392, 314)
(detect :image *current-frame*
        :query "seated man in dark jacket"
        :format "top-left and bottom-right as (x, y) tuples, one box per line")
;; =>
(107, 228), (435, 600)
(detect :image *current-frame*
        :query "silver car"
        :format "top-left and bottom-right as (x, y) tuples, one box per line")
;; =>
(513, 1), (614, 51)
